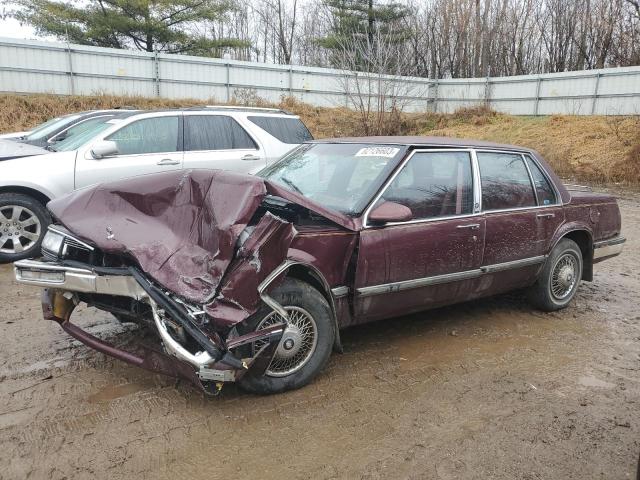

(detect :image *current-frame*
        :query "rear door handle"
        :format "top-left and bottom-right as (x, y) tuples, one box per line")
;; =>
(241, 154), (261, 161)
(536, 213), (555, 219)
(157, 158), (180, 166)
(456, 223), (480, 230)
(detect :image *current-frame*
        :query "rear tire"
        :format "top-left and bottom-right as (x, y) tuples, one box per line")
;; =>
(238, 278), (335, 395)
(0, 193), (51, 263)
(528, 238), (583, 312)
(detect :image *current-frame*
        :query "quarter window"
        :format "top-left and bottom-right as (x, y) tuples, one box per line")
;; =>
(380, 151), (474, 220)
(248, 116), (313, 144)
(185, 115), (257, 151)
(477, 152), (536, 211)
(107, 116), (179, 155)
(526, 157), (557, 205)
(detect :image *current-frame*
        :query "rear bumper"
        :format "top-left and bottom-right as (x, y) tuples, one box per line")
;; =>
(14, 259), (284, 394)
(593, 236), (625, 262)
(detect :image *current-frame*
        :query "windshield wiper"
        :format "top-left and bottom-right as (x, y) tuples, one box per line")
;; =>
(280, 177), (303, 195)
(45, 144), (57, 152)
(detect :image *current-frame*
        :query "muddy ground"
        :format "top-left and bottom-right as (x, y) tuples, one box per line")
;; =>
(0, 189), (639, 480)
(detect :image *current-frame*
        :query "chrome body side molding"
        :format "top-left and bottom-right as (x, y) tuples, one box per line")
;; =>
(480, 255), (546, 274)
(331, 286), (349, 298)
(356, 255), (547, 298)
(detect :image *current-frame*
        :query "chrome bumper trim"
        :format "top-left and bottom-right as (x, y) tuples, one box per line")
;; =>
(14, 259), (147, 300)
(148, 297), (216, 369)
(593, 236), (625, 260)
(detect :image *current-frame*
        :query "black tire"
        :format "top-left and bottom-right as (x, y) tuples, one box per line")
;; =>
(528, 238), (583, 312)
(238, 278), (335, 395)
(0, 193), (51, 263)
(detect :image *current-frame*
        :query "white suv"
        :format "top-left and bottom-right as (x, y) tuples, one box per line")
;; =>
(0, 106), (312, 262)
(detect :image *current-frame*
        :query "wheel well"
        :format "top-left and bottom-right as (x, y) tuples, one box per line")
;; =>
(285, 263), (342, 352)
(562, 230), (593, 281)
(0, 186), (50, 207)
(286, 264), (332, 309)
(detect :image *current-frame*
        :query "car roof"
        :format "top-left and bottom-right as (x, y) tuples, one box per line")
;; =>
(310, 136), (534, 153)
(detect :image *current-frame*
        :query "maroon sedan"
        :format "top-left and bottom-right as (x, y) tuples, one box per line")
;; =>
(14, 137), (625, 395)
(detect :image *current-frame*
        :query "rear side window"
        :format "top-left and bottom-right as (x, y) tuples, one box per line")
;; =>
(477, 152), (536, 211)
(185, 115), (257, 151)
(248, 116), (313, 144)
(107, 116), (179, 155)
(526, 157), (557, 206)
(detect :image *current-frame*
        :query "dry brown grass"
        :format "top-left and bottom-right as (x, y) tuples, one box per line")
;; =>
(1, 94), (639, 185)
(0, 93), (363, 140)
(424, 108), (640, 185)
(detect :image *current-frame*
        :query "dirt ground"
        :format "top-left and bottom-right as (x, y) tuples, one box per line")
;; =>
(0, 189), (638, 480)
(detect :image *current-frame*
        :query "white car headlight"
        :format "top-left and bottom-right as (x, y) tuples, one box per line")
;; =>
(41, 229), (65, 257)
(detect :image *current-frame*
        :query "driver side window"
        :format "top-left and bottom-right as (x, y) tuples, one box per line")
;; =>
(107, 116), (180, 155)
(381, 151), (474, 220)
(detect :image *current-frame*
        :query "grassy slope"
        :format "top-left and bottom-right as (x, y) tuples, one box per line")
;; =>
(420, 110), (640, 185)
(1, 94), (638, 185)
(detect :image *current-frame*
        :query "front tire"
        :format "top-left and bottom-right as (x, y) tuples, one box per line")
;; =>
(238, 278), (335, 395)
(528, 238), (583, 311)
(0, 193), (51, 263)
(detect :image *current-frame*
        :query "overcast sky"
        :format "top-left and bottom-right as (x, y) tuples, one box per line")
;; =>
(0, 17), (45, 40)
(0, 18), (56, 41)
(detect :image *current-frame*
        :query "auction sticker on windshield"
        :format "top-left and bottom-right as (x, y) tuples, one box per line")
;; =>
(355, 147), (400, 158)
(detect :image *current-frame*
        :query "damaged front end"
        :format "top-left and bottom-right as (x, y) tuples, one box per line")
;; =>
(14, 170), (354, 394)
(16, 255), (287, 395)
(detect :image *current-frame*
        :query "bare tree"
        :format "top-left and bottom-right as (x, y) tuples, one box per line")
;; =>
(332, 24), (427, 135)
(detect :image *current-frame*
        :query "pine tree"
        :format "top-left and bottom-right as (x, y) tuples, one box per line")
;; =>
(319, 0), (411, 69)
(13, 0), (248, 56)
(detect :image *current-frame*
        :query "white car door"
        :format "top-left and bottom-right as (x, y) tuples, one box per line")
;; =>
(182, 114), (266, 175)
(75, 114), (183, 189)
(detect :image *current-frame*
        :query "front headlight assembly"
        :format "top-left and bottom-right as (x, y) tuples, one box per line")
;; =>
(41, 228), (65, 258)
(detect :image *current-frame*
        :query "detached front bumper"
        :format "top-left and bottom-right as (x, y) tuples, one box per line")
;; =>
(14, 259), (285, 394)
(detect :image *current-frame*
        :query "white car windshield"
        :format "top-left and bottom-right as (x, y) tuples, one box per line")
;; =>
(53, 121), (115, 152)
(25, 114), (81, 141)
(258, 143), (406, 215)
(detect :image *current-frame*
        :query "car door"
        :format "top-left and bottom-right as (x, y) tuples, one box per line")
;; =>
(472, 150), (548, 297)
(353, 149), (485, 324)
(524, 154), (564, 253)
(75, 114), (183, 189)
(182, 114), (266, 175)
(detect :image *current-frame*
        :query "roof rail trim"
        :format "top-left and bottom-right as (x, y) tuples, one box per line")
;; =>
(202, 105), (294, 115)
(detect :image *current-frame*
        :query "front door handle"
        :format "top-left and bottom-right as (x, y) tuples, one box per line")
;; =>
(157, 158), (180, 166)
(456, 223), (480, 230)
(536, 213), (555, 219)
(241, 154), (261, 161)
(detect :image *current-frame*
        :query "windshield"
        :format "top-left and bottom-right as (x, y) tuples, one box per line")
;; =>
(53, 119), (115, 152)
(258, 143), (406, 215)
(25, 114), (81, 141)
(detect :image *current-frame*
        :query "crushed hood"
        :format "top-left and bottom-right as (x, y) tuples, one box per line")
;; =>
(47, 169), (355, 315)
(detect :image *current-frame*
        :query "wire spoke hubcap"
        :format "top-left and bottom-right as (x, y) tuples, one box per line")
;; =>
(551, 253), (578, 300)
(253, 306), (318, 377)
(0, 205), (41, 255)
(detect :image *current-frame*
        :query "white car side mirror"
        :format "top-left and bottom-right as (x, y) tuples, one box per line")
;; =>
(91, 140), (119, 159)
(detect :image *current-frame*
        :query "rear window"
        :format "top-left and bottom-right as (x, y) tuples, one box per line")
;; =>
(248, 116), (313, 144)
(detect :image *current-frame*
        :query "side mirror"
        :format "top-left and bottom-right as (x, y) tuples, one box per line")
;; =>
(90, 140), (119, 159)
(368, 201), (413, 224)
